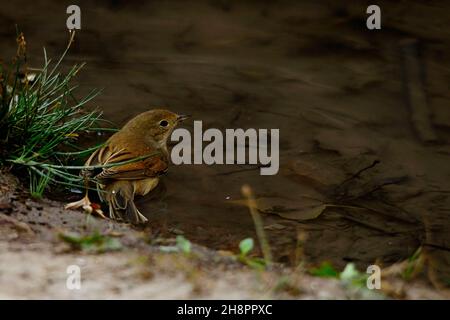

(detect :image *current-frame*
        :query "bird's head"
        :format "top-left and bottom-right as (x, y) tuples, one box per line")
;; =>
(124, 109), (190, 145)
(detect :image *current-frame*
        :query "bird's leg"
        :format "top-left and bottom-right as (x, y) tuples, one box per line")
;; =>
(65, 178), (106, 219)
(131, 201), (148, 223)
(129, 185), (148, 224)
(108, 197), (121, 221)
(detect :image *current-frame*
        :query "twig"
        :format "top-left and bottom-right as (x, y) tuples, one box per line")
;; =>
(241, 184), (273, 266)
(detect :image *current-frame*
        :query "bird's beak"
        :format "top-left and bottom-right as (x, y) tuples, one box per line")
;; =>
(177, 114), (191, 122)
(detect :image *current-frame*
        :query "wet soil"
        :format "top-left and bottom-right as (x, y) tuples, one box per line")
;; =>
(1, 0), (450, 296)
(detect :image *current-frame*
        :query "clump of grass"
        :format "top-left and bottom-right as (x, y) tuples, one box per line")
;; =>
(0, 31), (110, 198)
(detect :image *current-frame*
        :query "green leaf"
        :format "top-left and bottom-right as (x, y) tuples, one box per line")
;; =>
(239, 238), (254, 256)
(339, 263), (368, 288)
(176, 235), (192, 254)
(340, 263), (359, 281)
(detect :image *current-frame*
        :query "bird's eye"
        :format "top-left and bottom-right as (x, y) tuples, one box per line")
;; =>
(159, 120), (169, 127)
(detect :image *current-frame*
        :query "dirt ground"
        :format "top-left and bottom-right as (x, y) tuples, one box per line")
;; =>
(0, 172), (446, 299)
(1, 0), (450, 299)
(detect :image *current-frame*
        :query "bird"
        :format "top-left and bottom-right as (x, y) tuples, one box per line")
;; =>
(65, 109), (190, 224)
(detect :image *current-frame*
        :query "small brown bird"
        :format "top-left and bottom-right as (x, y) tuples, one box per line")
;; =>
(65, 109), (189, 223)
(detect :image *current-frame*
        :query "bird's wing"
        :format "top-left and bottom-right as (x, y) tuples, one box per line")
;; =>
(87, 145), (168, 181)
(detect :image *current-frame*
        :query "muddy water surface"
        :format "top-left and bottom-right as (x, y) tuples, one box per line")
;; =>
(2, 0), (449, 284)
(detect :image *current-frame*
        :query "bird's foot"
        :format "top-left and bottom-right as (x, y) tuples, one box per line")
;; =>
(65, 195), (106, 218)
(135, 208), (149, 224)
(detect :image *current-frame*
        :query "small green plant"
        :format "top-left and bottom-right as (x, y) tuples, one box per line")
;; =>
(237, 237), (266, 270)
(176, 235), (192, 254)
(159, 235), (192, 255)
(309, 262), (339, 278)
(309, 262), (385, 298)
(0, 31), (112, 197)
(339, 263), (368, 286)
(239, 237), (254, 256)
(309, 261), (368, 283)
(339, 263), (385, 299)
(402, 247), (424, 280)
(59, 231), (122, 253)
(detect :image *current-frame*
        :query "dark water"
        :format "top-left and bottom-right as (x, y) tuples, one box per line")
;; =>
(2, 0), (449, 284)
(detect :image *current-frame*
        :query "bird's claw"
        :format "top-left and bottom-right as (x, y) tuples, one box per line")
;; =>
(65, 196), (106, 219)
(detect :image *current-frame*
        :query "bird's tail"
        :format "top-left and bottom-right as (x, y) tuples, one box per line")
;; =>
(102, 183), (148, 224)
